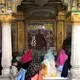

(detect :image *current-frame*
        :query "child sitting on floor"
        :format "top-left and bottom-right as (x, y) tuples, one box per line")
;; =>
(10, 58), (18, 79)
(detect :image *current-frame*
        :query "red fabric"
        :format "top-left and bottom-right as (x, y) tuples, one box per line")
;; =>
(20, 50), (32, 64)
(31, 74), (38, 80)
(31, 70), (43, 80)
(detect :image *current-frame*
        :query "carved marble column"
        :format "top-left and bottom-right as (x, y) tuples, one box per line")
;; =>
(2, 22), (12, 77)
(0, 15), (13, 77)
(69, 11), (80, 80)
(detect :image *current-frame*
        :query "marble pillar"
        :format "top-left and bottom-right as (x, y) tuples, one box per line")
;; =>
(70, 24), (80, 80)
(2, 22), (12, 77)
(70, 11), (80, 80)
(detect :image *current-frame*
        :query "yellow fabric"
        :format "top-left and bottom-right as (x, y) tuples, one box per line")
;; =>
(42, 63), (57, 78)
(42, 64), (47, 77)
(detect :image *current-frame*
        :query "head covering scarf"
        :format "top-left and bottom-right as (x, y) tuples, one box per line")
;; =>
(20, 50), (32, 65)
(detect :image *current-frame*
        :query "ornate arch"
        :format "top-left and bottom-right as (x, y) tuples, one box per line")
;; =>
(9, 0), (23, 13)
(0, 0), (23, 14)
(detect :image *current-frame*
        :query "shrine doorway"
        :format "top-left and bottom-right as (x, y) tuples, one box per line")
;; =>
(27, 22), (57, 61)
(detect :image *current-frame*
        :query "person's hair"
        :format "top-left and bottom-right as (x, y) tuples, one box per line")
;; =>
(12, 58), (18, 63)
(62, 41), (68, 52)
(67, 32), (71, 37)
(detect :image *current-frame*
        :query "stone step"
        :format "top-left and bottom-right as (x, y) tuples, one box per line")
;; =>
(43, 77), (69, 80)
(0, 76), (11, 80)
(0, 76), (69, 80)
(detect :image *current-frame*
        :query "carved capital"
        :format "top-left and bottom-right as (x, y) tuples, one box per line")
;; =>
(57, 11), (66, 20)
(71, 11), (80, 25)
(0, 14), (15, 23)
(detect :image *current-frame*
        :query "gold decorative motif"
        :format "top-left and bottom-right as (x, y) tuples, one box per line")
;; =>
(65, 15), (71, 23)
(57, 16), (65, 20)
(71, 11), (80, 25)
(0, 14), (15, 22)
(57, 11), (66, 20)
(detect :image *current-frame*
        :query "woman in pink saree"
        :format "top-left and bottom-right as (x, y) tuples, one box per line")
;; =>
(56, 46), (68, 72)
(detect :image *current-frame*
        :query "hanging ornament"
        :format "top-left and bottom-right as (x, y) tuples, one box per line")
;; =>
(35, 0), (48, 6)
